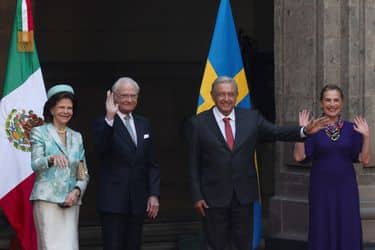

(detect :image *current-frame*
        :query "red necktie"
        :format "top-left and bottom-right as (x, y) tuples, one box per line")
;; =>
(223, 117), (234, 150)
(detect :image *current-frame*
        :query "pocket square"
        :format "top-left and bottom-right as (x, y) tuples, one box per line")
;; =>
(143, 134), (150, 139)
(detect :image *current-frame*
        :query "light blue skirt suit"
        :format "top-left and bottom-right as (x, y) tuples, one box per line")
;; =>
(30, 123), (89, 250)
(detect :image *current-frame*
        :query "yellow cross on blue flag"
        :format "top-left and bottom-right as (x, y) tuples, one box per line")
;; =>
(196, 0), (262, 249)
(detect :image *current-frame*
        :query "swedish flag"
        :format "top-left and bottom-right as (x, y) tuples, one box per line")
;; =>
(196, 0), (262, 249)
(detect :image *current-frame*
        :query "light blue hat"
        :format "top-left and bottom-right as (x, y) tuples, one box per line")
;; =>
(47, 84), (74, 99)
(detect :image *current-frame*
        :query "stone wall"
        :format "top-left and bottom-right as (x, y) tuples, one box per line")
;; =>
(272, 0), (375, 242)
(0, 1), (16, 90)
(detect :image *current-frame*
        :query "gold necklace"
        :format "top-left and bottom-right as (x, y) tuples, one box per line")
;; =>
(56, 128), (66, 134)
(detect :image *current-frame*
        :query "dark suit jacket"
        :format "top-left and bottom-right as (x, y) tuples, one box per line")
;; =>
(188, 108), (301, 207)
(93, 114), (160, 214)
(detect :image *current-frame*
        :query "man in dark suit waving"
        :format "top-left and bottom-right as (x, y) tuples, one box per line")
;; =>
(188, 76), (327, 250)
(93, 77), (160, 250)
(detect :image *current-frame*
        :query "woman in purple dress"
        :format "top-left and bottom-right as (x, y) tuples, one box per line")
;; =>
(294, 84), (370, 250)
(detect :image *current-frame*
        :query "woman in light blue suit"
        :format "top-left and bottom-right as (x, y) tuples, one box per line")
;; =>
(30, 84), (89, 250)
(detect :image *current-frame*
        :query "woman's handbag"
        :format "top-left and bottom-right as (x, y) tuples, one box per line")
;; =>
(77, 160), (89, 181)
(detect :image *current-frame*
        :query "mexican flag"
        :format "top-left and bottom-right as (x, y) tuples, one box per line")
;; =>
(0, 0), (46, 249)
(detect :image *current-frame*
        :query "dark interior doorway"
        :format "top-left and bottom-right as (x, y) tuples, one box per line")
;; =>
(0, 1), (275, 228)
(33, 0), (275, 225)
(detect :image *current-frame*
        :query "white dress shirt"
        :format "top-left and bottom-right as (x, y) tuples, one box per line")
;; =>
(105, 111), (137, 145)
(212, 107), (236, 141)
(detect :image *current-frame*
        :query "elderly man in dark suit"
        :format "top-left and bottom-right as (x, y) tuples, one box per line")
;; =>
(188, 76), (327, 250)
(93, 77), (160, 250)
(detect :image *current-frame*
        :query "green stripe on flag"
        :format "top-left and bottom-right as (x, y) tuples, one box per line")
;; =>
(2, 0), (40, 97)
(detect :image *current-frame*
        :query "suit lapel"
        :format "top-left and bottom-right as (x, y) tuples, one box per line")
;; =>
(66, 128), (73, 155)
(233, 108), (248, 151)
(115, 115), (137, 149)
(207, 109), (229, 150)
(134, 116), (143, 150)
(47, 123), (69, 157)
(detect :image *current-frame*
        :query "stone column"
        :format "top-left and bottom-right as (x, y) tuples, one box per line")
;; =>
(270, 0), (375, 242)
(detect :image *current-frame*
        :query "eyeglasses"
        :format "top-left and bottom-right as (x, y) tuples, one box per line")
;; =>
(114, 93), (138, 100)
(215, 92), (237, 99)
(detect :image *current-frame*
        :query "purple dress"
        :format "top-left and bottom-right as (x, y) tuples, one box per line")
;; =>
(304, 121), (363, 250)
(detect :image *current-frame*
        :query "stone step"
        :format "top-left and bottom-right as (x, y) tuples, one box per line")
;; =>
(0, 226), (12, 250)
(0, 221), (202, 250)
(79, 221), (201, 245)
(265, 237), (375, 250)
(82, 221), (201, 249)
(5, 224), (375, 250)
(80, 242), (177, 250)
